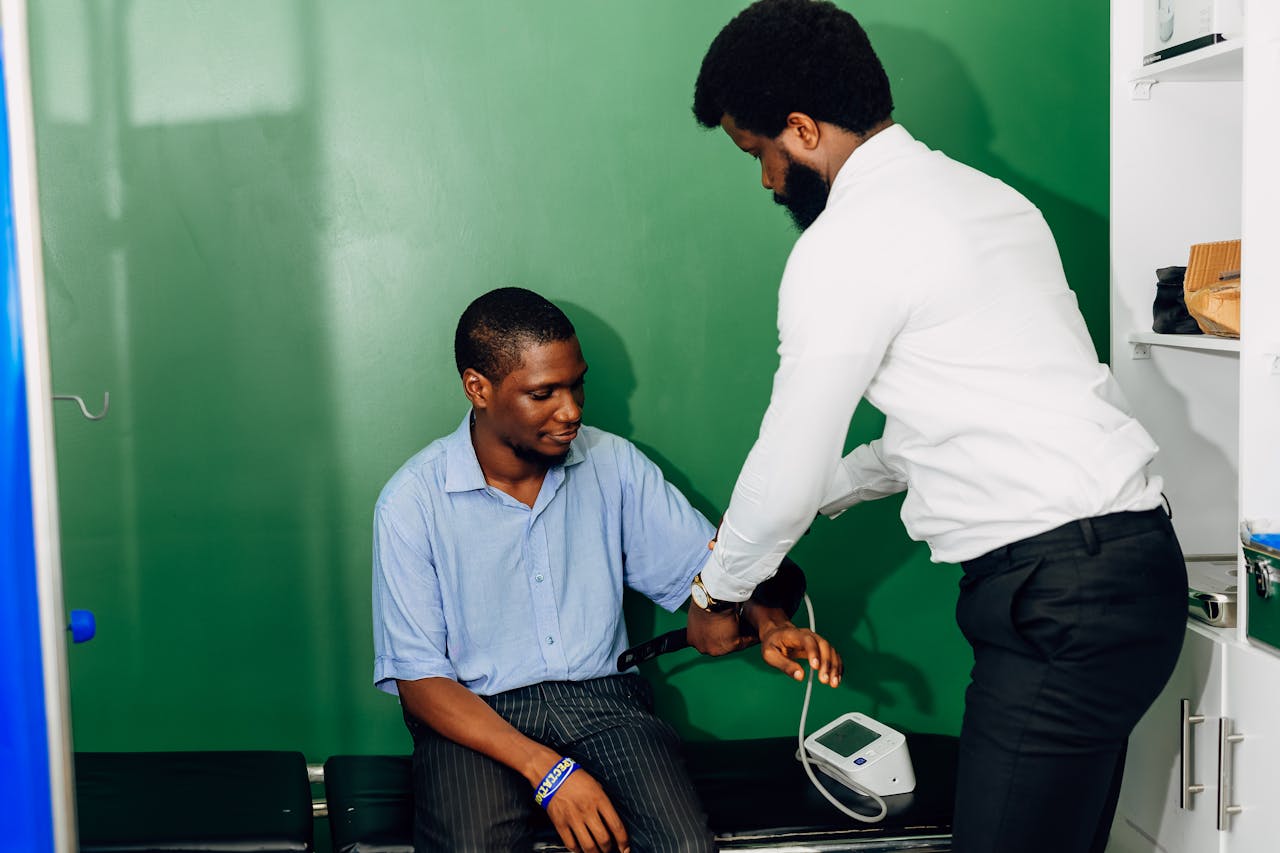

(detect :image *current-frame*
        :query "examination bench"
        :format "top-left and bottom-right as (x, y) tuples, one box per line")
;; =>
(324, 733), (957, 852)
(71, 734), (955, 851)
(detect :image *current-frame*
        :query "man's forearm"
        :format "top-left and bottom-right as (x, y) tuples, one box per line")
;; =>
(397, 677), (560, 786)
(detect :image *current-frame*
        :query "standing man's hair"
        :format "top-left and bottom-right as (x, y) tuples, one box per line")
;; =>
(693, 0), (893, 137)
(454, 287), (576, 381)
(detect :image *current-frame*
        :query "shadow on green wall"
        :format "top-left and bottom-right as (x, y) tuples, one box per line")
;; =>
(561, 300), (710, 650)
(873, 24), (1110, 359)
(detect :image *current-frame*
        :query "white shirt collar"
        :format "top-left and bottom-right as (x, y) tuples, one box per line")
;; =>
(828, 123), (919, 201)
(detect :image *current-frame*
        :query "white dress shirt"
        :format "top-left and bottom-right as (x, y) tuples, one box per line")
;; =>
(699, 124), (1162, 602)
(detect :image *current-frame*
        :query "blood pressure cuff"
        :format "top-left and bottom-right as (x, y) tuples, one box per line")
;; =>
(751, 556), (807, 617)
(616, 556), (809, 671)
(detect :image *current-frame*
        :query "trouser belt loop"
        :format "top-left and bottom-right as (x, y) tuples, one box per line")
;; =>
(1079, 517), (1100, 556)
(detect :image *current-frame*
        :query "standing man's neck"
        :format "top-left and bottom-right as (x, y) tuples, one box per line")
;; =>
(818, 118), (895, 185)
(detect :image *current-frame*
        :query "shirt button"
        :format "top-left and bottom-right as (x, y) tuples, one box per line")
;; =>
(535, 574), (544, 583)
(545, 636), (555, 645)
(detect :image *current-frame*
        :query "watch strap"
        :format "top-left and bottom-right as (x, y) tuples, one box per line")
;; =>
(693, 573), (738, 613)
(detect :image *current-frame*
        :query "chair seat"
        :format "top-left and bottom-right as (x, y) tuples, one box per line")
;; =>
(324, 733), (956, 852)
(75, 750), (313, 852)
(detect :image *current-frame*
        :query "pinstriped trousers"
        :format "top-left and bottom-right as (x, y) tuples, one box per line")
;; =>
(403, 674), (717, 853)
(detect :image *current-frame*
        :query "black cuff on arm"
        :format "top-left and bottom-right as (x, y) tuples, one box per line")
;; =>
(748, 556), (807, 618)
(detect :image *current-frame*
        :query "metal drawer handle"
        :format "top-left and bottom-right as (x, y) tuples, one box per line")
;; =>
(1181, 698), (1206, 809)
(1218, 718), (1243, 831)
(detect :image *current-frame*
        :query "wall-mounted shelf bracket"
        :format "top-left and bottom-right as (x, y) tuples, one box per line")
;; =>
(1261, 343), (1280, 375)
(1131, 79), (1158, 100)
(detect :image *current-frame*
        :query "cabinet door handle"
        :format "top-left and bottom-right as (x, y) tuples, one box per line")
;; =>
(1181, 698), (1206, 809)
(1217, 717), (1244, 830)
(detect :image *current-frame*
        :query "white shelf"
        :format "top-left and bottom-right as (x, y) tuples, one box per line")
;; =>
(1129, 331), (1241, 354)
(1131, 40), (1243, 84)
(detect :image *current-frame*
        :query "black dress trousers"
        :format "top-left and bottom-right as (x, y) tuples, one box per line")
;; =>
(951, 508), (1188, 853)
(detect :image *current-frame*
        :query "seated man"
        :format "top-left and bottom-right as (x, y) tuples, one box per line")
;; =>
(373, 287), (842, 853)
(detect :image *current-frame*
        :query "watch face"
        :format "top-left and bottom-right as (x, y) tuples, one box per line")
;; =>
(691, 582), (710, 610)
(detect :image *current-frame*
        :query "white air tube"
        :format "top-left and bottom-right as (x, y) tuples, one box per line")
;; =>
(796, 594), (889, 823)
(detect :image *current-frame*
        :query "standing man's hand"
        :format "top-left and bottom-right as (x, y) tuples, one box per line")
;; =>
(744, 603), (843, 687)
(542, 766), (630, 853)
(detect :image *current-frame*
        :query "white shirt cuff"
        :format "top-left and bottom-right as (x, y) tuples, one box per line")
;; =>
(696, 549), (755, 603)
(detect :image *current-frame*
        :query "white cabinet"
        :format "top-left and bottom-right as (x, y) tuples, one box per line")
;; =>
(1113, 633), (1280, 853)
(1221, 641), (1280, 848)
(1108, 2), (1280, 853)
(1113, 624), (1226, 853)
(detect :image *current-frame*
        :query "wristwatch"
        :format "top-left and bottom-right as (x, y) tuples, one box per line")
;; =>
(690, 573), (739, 613)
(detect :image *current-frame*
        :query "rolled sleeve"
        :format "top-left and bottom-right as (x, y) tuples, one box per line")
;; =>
(617, 441), (717, 612)
(818, 440), (907, 518)
(372, 502), (456, 695)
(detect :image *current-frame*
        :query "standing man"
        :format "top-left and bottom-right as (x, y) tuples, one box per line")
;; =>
(684, 2), (1188, 852)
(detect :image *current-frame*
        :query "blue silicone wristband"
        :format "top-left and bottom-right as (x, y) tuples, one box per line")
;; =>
(534, 757), (578, 809)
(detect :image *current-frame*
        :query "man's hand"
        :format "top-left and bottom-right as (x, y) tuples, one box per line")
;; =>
(543, 765), (630, 853)
(686, 604), (754, 656)
(745, 604), (843, 687)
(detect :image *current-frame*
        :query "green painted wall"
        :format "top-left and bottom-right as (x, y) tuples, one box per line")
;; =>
(31, 1), (1108, 760)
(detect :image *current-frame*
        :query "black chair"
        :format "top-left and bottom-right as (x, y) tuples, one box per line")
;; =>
(75, 750), (314, 852)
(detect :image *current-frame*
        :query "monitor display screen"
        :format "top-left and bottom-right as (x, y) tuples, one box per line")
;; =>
(815, 719), (880, 758)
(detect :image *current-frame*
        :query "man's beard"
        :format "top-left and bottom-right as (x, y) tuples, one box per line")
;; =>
(510, 440), (570, 468)
(773, 155), (830, 231)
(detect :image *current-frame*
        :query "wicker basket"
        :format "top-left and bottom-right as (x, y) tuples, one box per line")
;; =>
(1184, 239), (1241, 337)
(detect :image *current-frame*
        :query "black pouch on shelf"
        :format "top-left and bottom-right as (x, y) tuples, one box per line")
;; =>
(1152, 265), (1202, 334)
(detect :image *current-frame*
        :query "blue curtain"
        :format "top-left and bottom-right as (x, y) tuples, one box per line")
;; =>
(0, 34), (56, 853)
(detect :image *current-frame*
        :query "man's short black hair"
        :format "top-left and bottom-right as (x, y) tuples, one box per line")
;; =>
(454, 287), (576, 382)
(693, 0), (893, 138)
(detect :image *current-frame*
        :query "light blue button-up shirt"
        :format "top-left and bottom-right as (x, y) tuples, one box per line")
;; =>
(373, 414), (714, 697)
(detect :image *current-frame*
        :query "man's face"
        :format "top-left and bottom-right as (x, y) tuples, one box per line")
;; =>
(720, 114), (831, 231)
(482, 337), (587, 466)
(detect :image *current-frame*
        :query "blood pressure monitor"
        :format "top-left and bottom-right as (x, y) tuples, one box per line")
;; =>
(621, 587), (917, 824)
(802, 712), (916, 797)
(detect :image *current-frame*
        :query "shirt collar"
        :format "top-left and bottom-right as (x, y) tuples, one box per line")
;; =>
(443, 410), (585, 493)
(828, 123), (919, 200)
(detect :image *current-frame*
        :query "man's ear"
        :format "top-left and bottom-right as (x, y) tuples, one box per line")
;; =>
(784, 112), (822, 151)
(462, 368), (492, 410)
